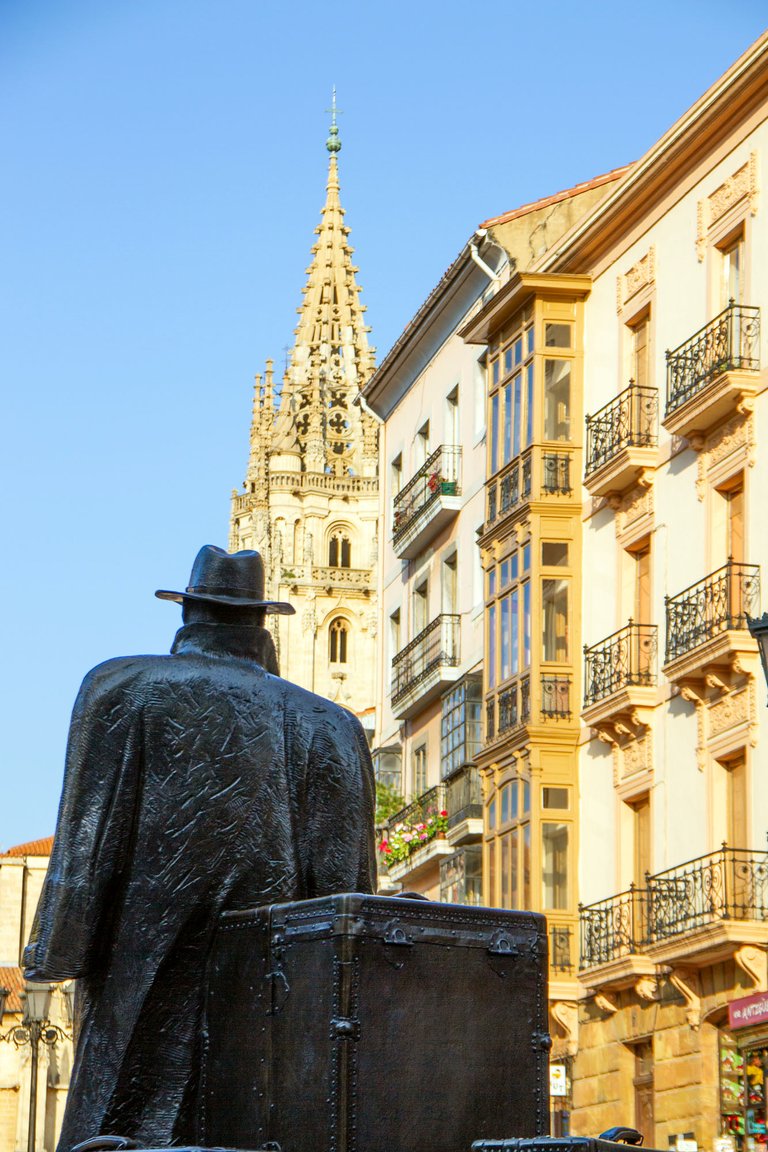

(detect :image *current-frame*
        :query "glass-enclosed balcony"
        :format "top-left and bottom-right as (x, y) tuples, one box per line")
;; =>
(393, 445), (462, 559)
(439, 845), (482, 905)
(391, 614), (461, 719)
(664, 302), (760, 441)
(483, 447), (574, 535)
(584, 382), (658, 498)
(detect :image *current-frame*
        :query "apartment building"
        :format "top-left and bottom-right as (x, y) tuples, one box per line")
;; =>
(532, 31), (768, 1149)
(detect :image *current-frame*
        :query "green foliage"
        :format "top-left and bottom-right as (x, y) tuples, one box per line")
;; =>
(375, 781), (405, 827)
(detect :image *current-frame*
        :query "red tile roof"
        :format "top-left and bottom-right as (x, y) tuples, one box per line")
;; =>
(0, 967), (24, 1014)
(3, 836), (54, 858)
(480, 165), (634, 228)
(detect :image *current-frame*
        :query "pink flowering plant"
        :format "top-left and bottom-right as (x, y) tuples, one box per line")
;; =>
(378, 809), (448, 867)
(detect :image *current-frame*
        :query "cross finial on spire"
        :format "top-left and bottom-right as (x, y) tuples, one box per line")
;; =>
(326, 86), (341, 154)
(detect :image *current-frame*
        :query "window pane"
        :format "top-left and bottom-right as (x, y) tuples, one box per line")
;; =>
(523, 581), (531, 667)
(500, 596), (510, 680)
(511, 553), (519, 581)
(545, 323), (572, 348)
(491, 392), (500, 472)
(543, 578), (569, 662)
(510, 827), (519, 906)
(488, 569), (496, 597)
(523, 779), (530, 815)
(544, 359), (571, 441)
(526, 326), (534, 356)
(542, 822), (569, 910)
(514, 337), (523, 366)
(487, 837), (496, 904)
(500, 559), (510, 587)
(510, 779), (519, 821)
(522, 823), (531, 906)
(511, 588), (519, 675)
(504, 346), (513, 375)
(488, 795), (496, 831)
(525, 363), (534, 447)
(503, 382), (512, 464)
(543, 787), (569, 810)
(488, 603), (496, 688)
(501, 783), (510, 825)
(513, 373), (522, 458)
(523, 544), (531, 572)
(542, 542), (569, 567)
(491, 359), (500, 386)
(501, 835), (510, 908)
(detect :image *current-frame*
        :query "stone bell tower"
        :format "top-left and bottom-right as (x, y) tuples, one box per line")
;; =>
(230, 94), (379, 718)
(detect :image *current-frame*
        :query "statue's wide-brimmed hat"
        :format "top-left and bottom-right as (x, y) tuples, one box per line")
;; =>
(156, 545), (295, 614)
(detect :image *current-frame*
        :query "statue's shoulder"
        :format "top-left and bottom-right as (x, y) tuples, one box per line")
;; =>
(275, 676), (364, 734)
(78, 653), (171, 698)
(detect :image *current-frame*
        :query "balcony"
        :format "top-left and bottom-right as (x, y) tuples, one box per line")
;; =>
(484, 676), (531, 747)
(393, 445), (462, 560)
(380, 783), (453, 886)
(580, 846), (768, 981)
(444, 762), (482, 844)
(483, 448), (575, 536)
(310, 566), (373, 594)
(584, 382), (658, 499)
(541, 673), (572, 719)
(391, 614), (461, 719)
(440, 844), (482, 905)
(663, 302), (760, 444)
(582, 623), (657, 740)
(663, 560), (760, 688)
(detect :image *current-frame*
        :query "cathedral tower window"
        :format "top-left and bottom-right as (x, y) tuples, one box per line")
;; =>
(329, 618), (349, 664)
(329, 530), (351, 568)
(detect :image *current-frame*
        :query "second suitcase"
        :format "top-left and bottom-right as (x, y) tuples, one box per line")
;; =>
(201, 893), (550, 1152)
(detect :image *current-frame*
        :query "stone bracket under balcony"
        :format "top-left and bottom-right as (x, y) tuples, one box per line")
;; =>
(582, 685), (657, 745)
(663, 630), (759, 697)
(578, 954), (658, 994)
(663, 367), (760, 445)
(585, 448), (656, 504)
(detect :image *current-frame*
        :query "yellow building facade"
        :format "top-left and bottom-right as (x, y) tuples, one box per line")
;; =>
(531, 31), (768, 1149)
(229, 111), (379, 717)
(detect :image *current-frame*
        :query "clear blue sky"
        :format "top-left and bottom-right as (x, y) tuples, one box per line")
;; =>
(1, 0), (765, 850)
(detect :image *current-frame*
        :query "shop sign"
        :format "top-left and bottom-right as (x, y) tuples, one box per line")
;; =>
(550, 1063), (568, 1097)
(729, 991), (768, 1030)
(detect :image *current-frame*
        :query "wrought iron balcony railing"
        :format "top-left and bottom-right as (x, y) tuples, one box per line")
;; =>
(579, 846), (768, 967)
(445, 763), (482, 827)
(393, 445), (461, 543)
(664, 560), (760, 664)
(579, 884), (649, 968)
(585, 382), (658, 477)
(387, 782), (447, 834)
(542, 452), (571, 494)
(549, 923), (574, 973)
(485, 677), (531, 744)
(647, 845), (768, 940)
(392, 614), (460, 705)
(666, 301), (760, 416)
(584, 622), (657, 706)
(541, 674), (571, 718)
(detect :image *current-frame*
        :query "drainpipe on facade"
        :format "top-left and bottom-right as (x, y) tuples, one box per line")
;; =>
(469, 229), (500, 283)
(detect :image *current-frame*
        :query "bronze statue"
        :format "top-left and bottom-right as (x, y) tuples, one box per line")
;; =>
(24, 546), (376, 1151)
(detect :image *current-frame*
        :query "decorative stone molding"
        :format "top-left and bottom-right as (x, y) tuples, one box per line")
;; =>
(669, 968), (702, 1030)
(696, 412), (755, 500)
(635, 975), (659, 1002)
(593, 991), (619, 1015)
(616, 248), (656, 313)
(734, 945), (768, 990)
(696, 153), (759, 260)
(550, 1000), (579, 1057)
(615, 484), (654, 546)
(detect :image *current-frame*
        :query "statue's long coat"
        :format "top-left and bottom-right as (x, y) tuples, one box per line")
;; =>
(24, 623), (376, 1151)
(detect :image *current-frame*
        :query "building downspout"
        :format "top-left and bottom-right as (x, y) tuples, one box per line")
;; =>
(469, 228), (501, 284)
(355, 390), (384, 423)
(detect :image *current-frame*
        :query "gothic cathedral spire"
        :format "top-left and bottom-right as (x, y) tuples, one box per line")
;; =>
(230, 100), (379, 715)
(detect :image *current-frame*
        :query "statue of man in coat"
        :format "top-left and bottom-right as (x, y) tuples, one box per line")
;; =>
(24, 546), (376, 1151)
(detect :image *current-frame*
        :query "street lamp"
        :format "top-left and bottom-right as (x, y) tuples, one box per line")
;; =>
(747, 612), (768, 700)
(1, 981), (71, 1152)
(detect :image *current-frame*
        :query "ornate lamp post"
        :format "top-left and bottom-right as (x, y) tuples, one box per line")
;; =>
(1, 981), (71, 1152)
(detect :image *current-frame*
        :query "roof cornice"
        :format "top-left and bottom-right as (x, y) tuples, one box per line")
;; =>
(538, 31), (768, 274)
(459, 272), (592, 345)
